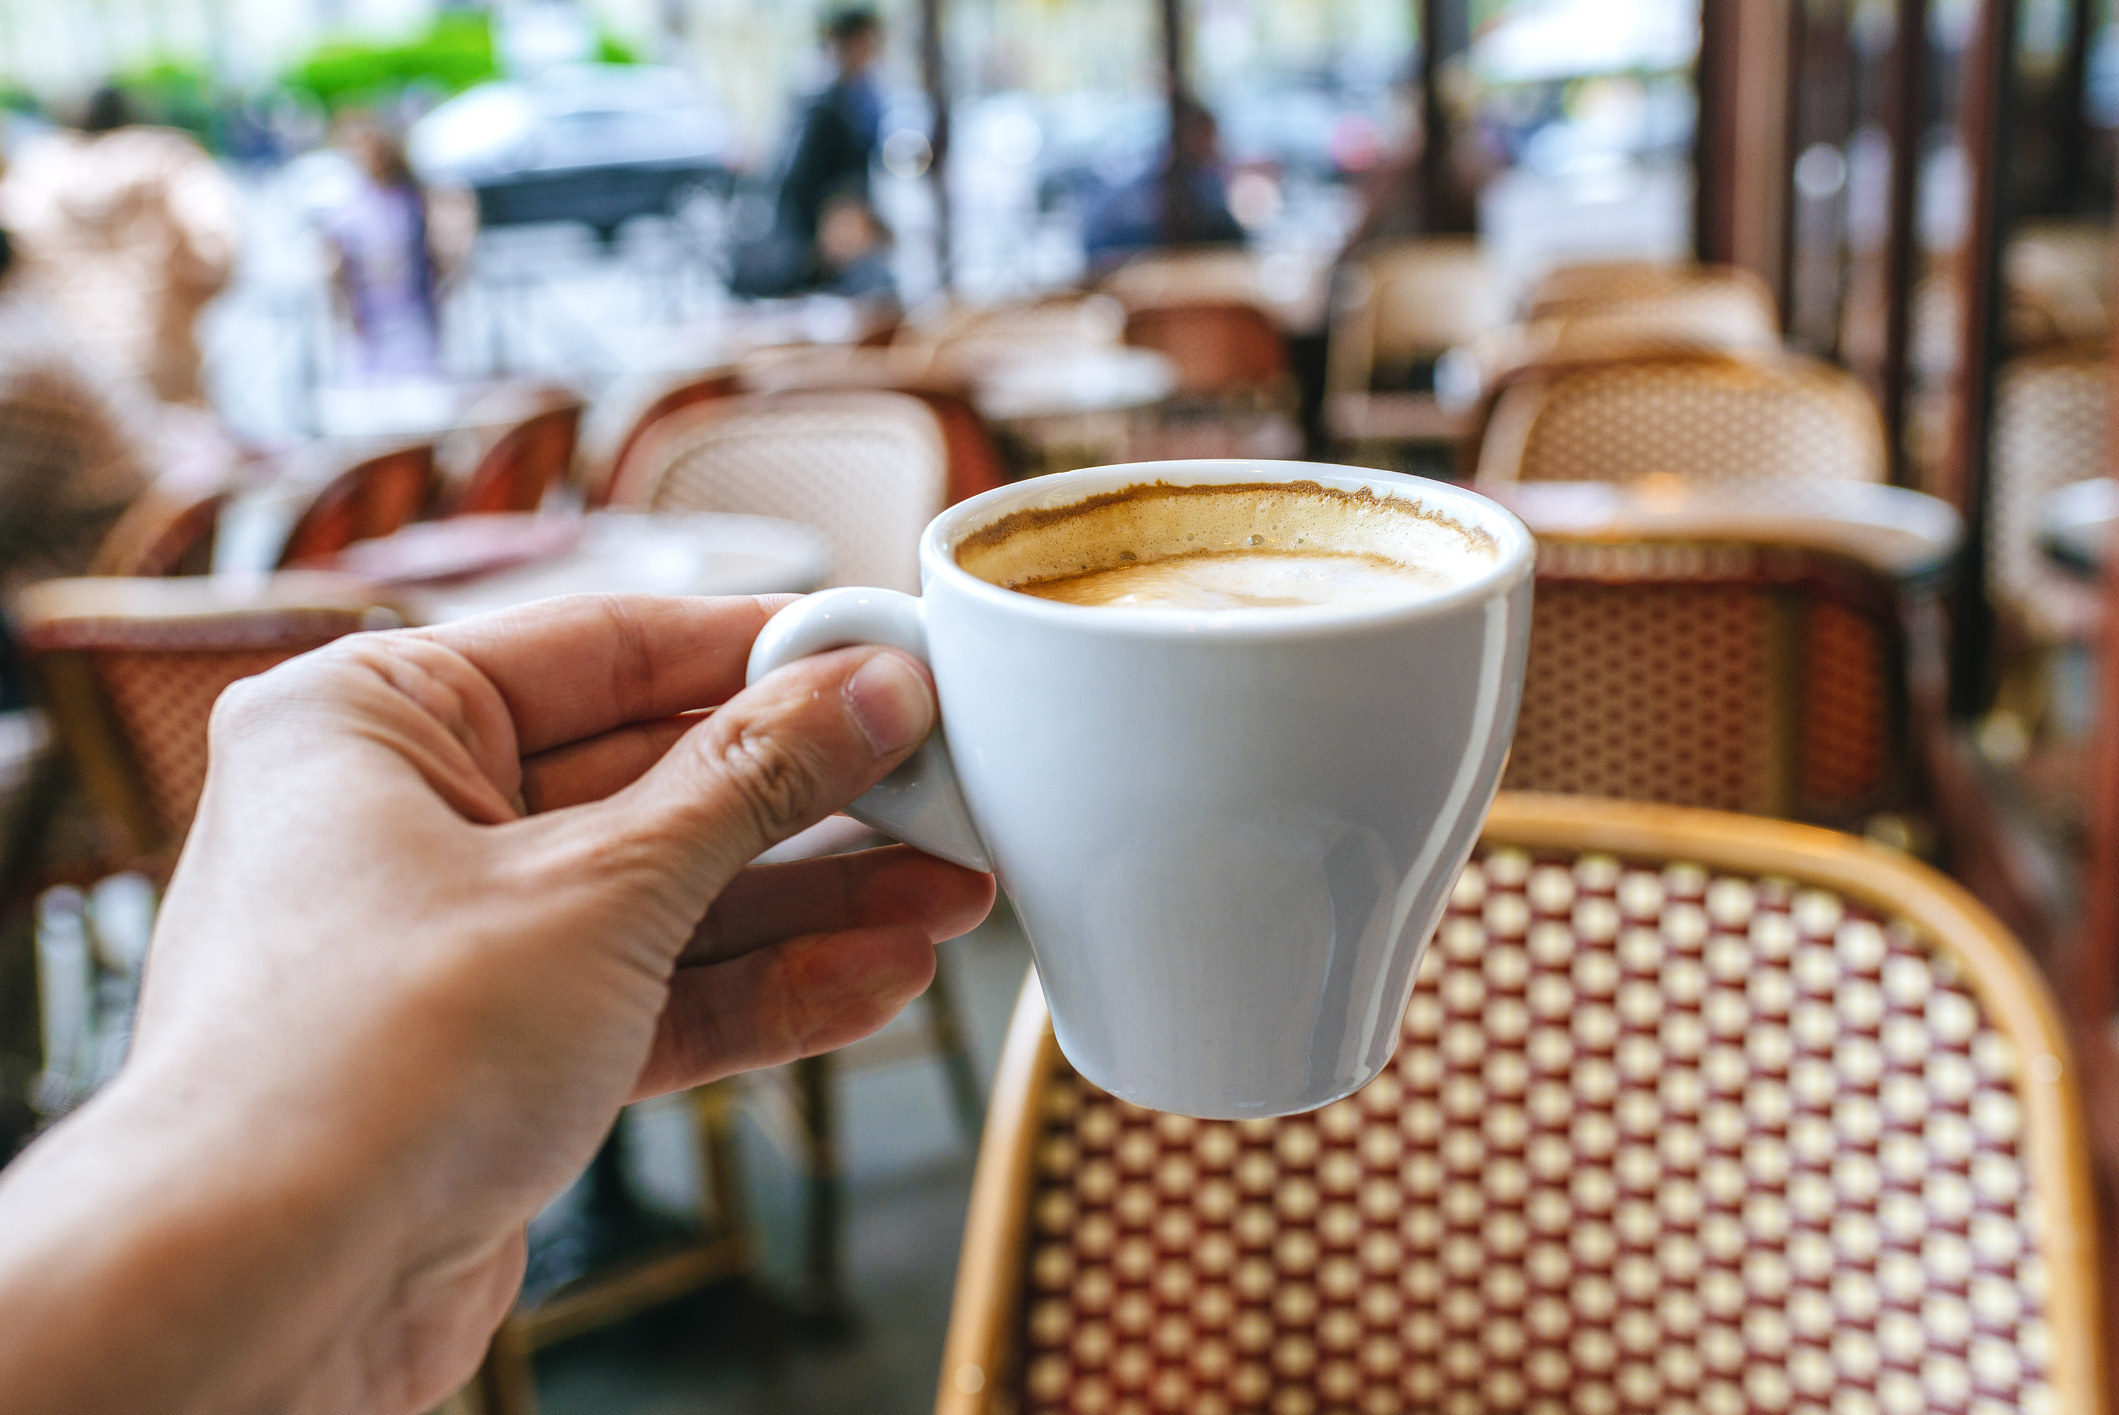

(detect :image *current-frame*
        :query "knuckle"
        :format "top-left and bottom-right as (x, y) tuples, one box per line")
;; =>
(711, 716), (828, 842)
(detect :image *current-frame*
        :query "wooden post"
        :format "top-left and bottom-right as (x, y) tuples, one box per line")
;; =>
(2053, 0), (2096, 213)
(1880, 0), (1929, 487)
(1418, 0), (1471, 234)
(1694, 0), (1735, 261)
(1158, 0), (1192, 246)
(1775, 0), (1809, 330)
(1944, 0), (2019, 719)
(918, 0), (952, 284)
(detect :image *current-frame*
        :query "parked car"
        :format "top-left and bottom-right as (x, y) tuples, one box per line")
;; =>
(408, 63), (732, 239)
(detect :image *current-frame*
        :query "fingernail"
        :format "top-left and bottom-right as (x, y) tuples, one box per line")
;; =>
(845, 651), (934, 755)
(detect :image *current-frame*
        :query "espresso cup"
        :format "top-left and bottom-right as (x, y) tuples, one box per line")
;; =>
(748, 460), (1534, 1117)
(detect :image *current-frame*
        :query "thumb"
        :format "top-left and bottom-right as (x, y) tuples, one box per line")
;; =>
(607, 643), (936, 892)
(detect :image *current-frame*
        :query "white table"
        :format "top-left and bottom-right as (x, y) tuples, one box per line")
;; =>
(388, 512), (831, 623)
(2037, 478), (2117, 580)
(1484, 477), (1963, 581)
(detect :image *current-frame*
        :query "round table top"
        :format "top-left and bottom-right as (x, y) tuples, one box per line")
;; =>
(382, 512), (830, 622)
(1481, 476), (1963, 581)
(973, 346), (1179, 423)
(2036, 477), (2117, 580)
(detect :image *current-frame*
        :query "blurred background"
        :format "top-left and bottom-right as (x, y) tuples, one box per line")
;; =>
(6, 1), (2119, 1412)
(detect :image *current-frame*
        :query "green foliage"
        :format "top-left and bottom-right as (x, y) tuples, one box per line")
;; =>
(109, 59), (219, 140)
(595, 31), (642, 65)
(286, 11), (499, 113)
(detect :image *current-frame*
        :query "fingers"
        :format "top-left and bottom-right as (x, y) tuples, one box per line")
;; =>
(683, 845), (996, 965)
(413, 594), (798, 756)
(631, 927), (939, 1098)
(519, 715), (698, 812)
(602, 644), (937, 892)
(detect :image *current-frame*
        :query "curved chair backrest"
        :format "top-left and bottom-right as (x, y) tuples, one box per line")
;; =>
(623, 390), (948, 593)
(938, 794), (2104, 1415)
(916, 294), (1128, 382)
(1121, 302), (1290, 401)
(90, 484), (228, 576)
(278, 442), (436, 567)
(735, 346), (1007, 505)
(585, 368), (743, 509)
(2006, 221), (2110, 349)
(1987, 343), (2108, 642)
(1327, 237), (1501, 399)
(14, 576), (397, 856)
(1526, 259), (1780, 330)
(1100, 248), (1276, 311)
(452, 403), (583, 516)
(1506, 536), (1911, 824)
(1475, 355), (1887, 486)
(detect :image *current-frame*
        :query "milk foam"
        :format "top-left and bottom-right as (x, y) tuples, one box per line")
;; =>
(956, 479), (1494, 612)
(1018, 548), (1446, 610)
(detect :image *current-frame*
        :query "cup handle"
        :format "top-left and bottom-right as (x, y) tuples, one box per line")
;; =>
(746, 588), (992, 871)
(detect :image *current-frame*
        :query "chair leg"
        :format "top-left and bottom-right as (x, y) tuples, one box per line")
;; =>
(922, 951), (985, 1140)
(475, 1319), (538, 1415)
(687, 1079), (752, 1261)
(792, 1052), (846, 1317)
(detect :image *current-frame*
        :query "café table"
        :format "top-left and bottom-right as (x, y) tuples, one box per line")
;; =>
(971, 345), (1179, 479)
(1483, 475), (1963, 582)
(2036, 477), (2117, 580)
(314, 510), (831, 624)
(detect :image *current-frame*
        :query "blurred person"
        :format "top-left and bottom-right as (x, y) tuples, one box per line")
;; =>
(815, 191), (898, 307)
(0, 594), (994, 1411)
(321, 116), (444, 382)
(0, 85), (240, 406)
(735, 8), (887, 297)
(1082, 97), (1245, 272)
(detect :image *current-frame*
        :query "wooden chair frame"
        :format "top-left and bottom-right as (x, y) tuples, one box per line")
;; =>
(935, 794), (2105, 1414)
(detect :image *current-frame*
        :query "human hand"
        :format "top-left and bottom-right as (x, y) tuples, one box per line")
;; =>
(0, 594), (994, 1415)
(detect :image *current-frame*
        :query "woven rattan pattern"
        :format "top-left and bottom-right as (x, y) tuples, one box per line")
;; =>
(1987, 351), (2106, 643)
(95, 646), (319, 840)
(1016, 846), (2053, 1415)
(641, 391), (947, 593)
(1359, 239), (1499, 361)
(1499, 362), (1885, 487)
(1506, 579), (1775, 814)
(1800, 601), (1888, 815)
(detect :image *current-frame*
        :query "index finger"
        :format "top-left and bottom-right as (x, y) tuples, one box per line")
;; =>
(413, 593), (798, 755)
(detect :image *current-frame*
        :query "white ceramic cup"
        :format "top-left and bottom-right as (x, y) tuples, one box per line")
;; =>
(748, 460), (1534, 1118)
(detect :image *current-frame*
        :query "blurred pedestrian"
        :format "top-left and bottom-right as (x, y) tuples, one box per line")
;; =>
(0, 85), (240, 406)
(321, 116), (444, 383)
(815, 191), (898, 308)
(1083, 96), (1245, 272)
(735, 7), (887, 297)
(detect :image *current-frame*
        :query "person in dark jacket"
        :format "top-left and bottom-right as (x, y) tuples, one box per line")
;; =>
(736, 8), (888, 297)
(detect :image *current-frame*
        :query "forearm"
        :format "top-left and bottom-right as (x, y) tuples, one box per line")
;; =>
(0, 1074), (403, 1415)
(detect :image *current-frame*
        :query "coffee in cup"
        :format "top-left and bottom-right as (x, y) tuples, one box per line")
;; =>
(748, 461), (1534, 1118)
(955, 480), (1493, 611)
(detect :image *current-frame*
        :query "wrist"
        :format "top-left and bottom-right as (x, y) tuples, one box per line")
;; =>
(0, 1070), (411, 1414)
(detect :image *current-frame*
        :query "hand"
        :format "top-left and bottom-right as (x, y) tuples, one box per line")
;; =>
(0, 595), (994, 1415)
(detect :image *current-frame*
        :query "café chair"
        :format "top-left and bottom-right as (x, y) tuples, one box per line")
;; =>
(278, 440), (437, 568)
(2006, 221), (2109, 350)
(613, 389), (950, 594)
(1524, 259), (1780, 332)
(1473, 353), (1886, 487)
(937, 793), (2104, 1415)
(1504, 532), (1923, 832)
(1324, 236), (1502, 452)
(1097, 250), (1295, 405)
(737, 345), (1008, 504)
(1984, 344), (2108, 735)
(908, 293), (1128, 383)
(1451, 307), (1785, 476)
(11, 575), (397, 860)
(429, 381), (584, 517)
(89, 482), (229, 577)
(578, 368), (745, 511)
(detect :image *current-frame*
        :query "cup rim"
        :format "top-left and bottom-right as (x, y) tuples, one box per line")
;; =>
(919, 459), (1535, 636)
